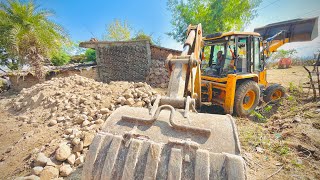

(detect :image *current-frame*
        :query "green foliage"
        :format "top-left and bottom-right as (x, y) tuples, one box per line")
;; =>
(167, 0), (261, 42)
(51, 51), (70, 66)
(272, 142), (291, 156)
(264, 105), (273, 112)
(273, 49), (297, 60)
(131, 30), (161, 45)
(70, 54), (86, 63)
(251, 110), (267, 122)
(85, 49), (96, 62)
(0, 0), (68, 78)
(103, 19), (131, 41)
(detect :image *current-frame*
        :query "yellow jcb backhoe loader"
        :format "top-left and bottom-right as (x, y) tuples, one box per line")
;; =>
(201, 17), (318, 116)
(82, 24), (246, 180)
(82, 17), (318, 179)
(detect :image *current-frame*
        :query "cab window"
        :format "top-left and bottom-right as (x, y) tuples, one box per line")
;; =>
(253, 37), (260, 71)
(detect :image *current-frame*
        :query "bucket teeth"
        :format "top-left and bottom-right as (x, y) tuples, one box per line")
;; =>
(83, 133), (246, 180)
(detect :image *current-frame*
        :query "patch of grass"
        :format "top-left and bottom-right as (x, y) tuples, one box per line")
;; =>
(251, 110), (267, 122)
(264, 105), (273, 112)
(291, 159), (303, 168)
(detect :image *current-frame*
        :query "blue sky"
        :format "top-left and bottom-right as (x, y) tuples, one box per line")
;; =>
(39, 0), (320, 57)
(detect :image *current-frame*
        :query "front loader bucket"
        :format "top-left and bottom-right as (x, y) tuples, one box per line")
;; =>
(82, 106), (246, 180)
(254, 17), (318, 42)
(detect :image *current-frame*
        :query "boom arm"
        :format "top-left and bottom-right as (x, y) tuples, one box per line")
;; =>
(255, 17), (319, 59)
(166, 24), (203, 107)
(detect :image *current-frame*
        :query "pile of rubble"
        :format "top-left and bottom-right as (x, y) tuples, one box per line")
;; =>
(146, 59), (170, 88)
(12, 75), (158, 179)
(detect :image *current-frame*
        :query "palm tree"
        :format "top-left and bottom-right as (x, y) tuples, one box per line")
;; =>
(0, 0), (68, 81)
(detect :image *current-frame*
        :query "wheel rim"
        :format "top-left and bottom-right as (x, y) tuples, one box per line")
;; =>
(271, 89), (283, 100)
(243, 90), (256, 110)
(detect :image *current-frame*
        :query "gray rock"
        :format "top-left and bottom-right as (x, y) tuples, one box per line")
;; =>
(293, 116), (302, 123)
(55, 144), (71, 161)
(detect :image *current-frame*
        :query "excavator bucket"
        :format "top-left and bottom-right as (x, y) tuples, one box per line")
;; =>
(254, 17), (318, 42)
(82, 106), (246, 179)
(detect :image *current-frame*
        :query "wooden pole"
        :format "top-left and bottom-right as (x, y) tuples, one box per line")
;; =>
(303, 66), (317, 101)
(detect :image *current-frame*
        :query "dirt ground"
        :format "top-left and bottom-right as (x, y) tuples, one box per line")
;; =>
(267, 66), (312, 88)
(0, 66), (319, 179)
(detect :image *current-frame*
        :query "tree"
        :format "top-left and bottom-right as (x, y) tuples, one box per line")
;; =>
(131, 30), (161, 45)
(103, 19), (131, 41)
(272, 49), (297, 60)
(167, 0), (261, 43)
(51, 50), (71, 66)
(85, 49), (96, 62)
(0, 0), (68, 80)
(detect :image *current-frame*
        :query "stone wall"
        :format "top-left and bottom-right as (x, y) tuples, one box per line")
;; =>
(80, 40), (181, 88)
(94, 40), (151, 83)
(147, 45), (181, 88)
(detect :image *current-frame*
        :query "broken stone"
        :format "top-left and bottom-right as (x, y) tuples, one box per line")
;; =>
(34, 153), (48, 167)
(100, 108), (110, 114)
(94, 119), (104, 124)
(67, 154), (76, 165)
(292, 116), (302, 123)
(32, 166), (43, 176)
(82, 120), (90, 127)
(49, 120), (57, 126)
(59, 164), (73, 177)
(56, 116), (65, 123)
(75, 155), (84, 166)
(256, 147), (264, 153)
(73, 141), (84, 152)
(124, 98), (135, 105)
(19, 175), (40, 180)
(72, 138), (81, 145)
(83, 132), (95, 147)
(65, 128), (73, 135)
(75, 114), (87, 124)
(18, 115), (28, 121)
(40, 166), (59, 180)
(95, 94), (101, 100)
(55, 144), (71, 161)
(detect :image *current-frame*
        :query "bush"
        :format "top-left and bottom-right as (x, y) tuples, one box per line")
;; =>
(70, 54), (86, 63)
(51, 51), (71, 66)
(85, 49), (96, 62)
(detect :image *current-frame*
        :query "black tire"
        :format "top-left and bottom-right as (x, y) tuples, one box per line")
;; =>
(234, 80), (260, 117)
(263, 84), (286, 102)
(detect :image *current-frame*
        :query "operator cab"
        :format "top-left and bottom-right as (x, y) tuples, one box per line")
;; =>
(201, 32), (263, 77)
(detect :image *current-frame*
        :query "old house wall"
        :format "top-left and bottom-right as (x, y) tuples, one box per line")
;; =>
(80, 40), (181, 88)
(95, 41), (151, 83)
(146, 45), (181, 88)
